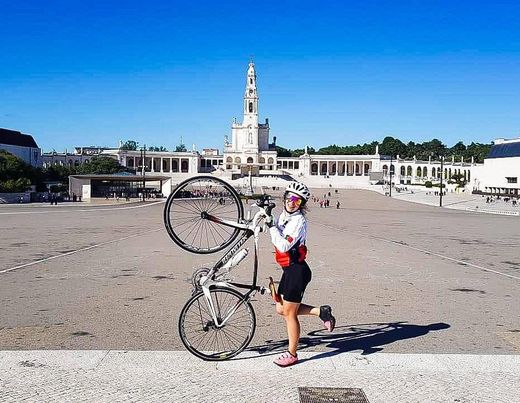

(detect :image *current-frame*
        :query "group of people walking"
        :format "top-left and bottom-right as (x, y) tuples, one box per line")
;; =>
(310, 190), (341, 209)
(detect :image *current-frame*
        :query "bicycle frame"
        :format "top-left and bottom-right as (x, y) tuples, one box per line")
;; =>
(198, 204), (270, 328)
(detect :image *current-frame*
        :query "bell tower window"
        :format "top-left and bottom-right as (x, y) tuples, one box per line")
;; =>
(250, 78), (253, 84)
(249, 102), (253, 113)
(248, 133), (253, 144)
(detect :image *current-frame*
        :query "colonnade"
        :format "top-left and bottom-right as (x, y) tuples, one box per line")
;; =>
(126, 156), (192, 173)
(382, 164), (471, 182)
(309, 160), (372, 176)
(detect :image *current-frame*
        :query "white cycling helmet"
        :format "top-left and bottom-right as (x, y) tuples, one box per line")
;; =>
(285, 182), (311, 202)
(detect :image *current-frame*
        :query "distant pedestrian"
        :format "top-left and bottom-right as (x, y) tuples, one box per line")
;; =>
(336, 201), (340, 209)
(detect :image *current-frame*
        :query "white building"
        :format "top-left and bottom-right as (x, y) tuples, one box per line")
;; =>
(472, 137), (520, 197)
(102, 149), (201, 176)
(0, 128), (42, 167)
(93, 61), (520, 197)
(42, 147), (107, 168)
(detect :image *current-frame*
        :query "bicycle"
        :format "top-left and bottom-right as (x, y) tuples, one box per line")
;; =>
(163, 175), (275, 361)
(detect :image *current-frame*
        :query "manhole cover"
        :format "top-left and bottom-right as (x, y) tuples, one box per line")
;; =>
(298, 387), (369, 403)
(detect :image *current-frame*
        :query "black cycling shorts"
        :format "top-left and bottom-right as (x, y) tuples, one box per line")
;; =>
(277, 261), (312, 303)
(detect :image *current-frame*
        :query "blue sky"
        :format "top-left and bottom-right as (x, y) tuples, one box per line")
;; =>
(1, 0), (519, 152)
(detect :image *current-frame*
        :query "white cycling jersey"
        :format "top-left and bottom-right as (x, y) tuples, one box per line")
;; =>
(269, 210), (307, 252)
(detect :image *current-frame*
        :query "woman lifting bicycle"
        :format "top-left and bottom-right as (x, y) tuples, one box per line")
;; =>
(266, 181), (336, 367)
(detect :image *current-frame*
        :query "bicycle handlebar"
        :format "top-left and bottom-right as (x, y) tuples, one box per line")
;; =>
(254, 195), (276, 215)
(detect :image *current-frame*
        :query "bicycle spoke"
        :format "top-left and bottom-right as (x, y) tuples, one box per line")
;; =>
(170, 200), (202, 215)
(182, 218), (203, 246)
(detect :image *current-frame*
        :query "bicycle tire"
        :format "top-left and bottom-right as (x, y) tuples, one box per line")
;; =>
(178, 287), (256, 361)
(163, 176), (244, 254)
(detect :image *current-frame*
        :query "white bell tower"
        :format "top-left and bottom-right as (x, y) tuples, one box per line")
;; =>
(232, 60), (259, 151)
(243, 61), (259, 130)
(224, 60), (275, 173)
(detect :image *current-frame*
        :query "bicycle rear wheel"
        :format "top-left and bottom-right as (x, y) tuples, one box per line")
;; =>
(164, 176), (244, 254)
(178, 287), (256, 361)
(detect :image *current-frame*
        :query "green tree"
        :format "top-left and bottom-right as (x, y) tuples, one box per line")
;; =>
(291, 148), (306, 157)
(0, 178), (32, 192)
(448, 141), (466, 161)
(450, 172), (467, 187)
(273, 137), (491, 162)
(0, 150), (41, 192)
(76, 156), (127, 174)
(148, 146), (168, 152)
(175, 143), (187, 152)
(420, 138), (447, 159)
(120, 140), (138, 151)
(317, 144), (343, 155)
(274, 145), (292, 157)
(44, 164), (76, 182)
(291, 147), (316, 157)
(379, 136), (407, 157)
(464, 142), (492, 163)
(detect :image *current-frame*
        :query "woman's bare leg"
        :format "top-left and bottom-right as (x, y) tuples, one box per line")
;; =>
(281, 300), (301, 356)
(297, 303), (319, 316)
(277, 301), (319, 317)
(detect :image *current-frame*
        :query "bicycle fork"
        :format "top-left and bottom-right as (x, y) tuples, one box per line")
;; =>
(201, 284), (245, 328)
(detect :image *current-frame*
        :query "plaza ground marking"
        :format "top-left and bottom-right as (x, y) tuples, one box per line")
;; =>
(314, 222), (520, 281)
(0, 200), (164, 215)
(0, 228), (162, 274)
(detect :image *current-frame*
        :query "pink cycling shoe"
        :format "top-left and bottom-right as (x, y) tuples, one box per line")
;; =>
(273, 351), (298, 367)
(320, 305), (336, 332)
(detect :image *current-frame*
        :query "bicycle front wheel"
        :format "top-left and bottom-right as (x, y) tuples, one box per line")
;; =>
(178, 287), (256, 361)
(163, 176), (244, 254)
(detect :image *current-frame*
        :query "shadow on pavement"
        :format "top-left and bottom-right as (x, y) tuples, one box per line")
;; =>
(245, 321), (450, 361)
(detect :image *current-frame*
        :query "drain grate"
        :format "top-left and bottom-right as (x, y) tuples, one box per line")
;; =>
(298, 387), (369, 403)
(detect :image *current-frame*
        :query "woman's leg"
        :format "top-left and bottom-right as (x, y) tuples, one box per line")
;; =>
(292, 302), (336, 332)
(297, 304), (319, 316)
(281, 300), (301, 356)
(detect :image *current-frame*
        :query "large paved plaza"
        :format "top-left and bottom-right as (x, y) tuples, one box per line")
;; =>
(1, 190), (519, 401)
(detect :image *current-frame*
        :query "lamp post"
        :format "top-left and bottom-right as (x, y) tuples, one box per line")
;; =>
(439, 155), (444, 207)
(140, 145), (146, 202)
(389, 155), (393, 197)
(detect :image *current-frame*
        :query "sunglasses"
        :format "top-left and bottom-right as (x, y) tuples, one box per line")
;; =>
(285, 195), (303, 206)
